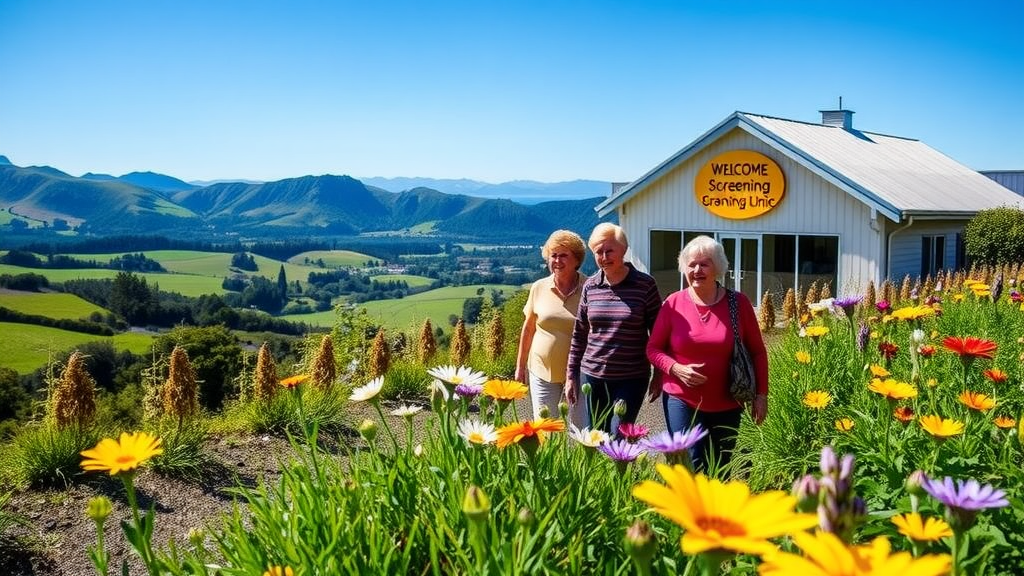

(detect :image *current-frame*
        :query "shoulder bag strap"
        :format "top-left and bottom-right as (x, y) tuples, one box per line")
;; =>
(727, 288), (742, 344)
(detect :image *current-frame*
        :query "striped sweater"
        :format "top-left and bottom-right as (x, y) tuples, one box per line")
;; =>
(566, 264), (662, 381)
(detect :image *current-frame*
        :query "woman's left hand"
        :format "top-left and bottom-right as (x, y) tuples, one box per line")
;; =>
(752, 394), (768, 425)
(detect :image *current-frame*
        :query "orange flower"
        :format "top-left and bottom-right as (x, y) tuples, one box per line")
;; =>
(893, 406), (915, 422)
(994, 415), (1016, 429)
(942, 336), (997, 360)
(835, 418), (855, 432)
(279, 374), (310, 389)
(958, 390), (996, 411)
(496, 418), (565, 449)
(869, 364), (890, 378)
(983, 368), (1008, 383)
(919, 415), (965, 438)
(918, 344), (936, 358)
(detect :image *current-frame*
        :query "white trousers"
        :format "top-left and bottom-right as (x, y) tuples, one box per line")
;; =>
(528, 371), (588, 428)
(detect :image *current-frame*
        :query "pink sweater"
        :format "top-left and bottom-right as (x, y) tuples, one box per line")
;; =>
(646, 289), (769, 412)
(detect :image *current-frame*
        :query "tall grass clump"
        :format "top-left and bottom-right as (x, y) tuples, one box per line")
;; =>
(450, 319), (470, 366)
(150, 345), (209, 480)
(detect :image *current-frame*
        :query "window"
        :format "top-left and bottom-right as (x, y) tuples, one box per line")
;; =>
(921, 235), (946, 277)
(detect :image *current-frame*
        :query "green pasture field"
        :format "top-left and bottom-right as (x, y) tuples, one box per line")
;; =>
(0, 292), (109, 320)
(372, 274), (434, 288)
(61, 250), (316, 285)
(0, 322), (154, 374)
(280, 283), (524, 332)
(0, 208), (46, 228)
(287, 250), (373, 268)
(0, 264), (227, 297)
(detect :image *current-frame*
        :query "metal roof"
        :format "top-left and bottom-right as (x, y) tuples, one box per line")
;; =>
(596, 111), (1024, 221)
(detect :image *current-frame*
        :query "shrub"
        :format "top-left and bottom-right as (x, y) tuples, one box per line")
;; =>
(49, 351), (97, 429)
(964, 206), (1024, 265)
(380, 360), (428, 401)
(148, 419), (209, 481)
(2, 423), (100, 487)
(162, 346), (199, 426)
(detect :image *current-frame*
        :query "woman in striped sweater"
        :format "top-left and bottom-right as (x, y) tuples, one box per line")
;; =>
(565, 223), (663, 435)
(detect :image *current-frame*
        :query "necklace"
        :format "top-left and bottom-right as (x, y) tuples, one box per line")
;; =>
(555, 274), (580, 300)
(691, 286), (720, 324)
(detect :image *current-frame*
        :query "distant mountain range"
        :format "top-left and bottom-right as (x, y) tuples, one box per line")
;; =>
(0, 156), (614, 242)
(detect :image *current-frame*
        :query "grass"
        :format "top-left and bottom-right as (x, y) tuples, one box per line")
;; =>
(279, 283), (524, 333)
(1, 424), (101, 487)
(59, 250), (319, 287)
(0, 207), (46, 228)
(0, 322), (154, 374)
(372, 274), (433, 288)
(0, 292), (110, 320)
(287, 250), (373, 268)
(0, 264), (228, 297)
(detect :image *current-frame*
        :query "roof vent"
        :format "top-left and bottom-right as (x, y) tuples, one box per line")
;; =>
(820, 99), (854, 129)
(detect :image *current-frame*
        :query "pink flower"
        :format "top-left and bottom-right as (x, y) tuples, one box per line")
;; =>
(617, 422), (650, 442)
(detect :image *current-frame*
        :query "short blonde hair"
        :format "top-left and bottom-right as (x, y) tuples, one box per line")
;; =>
(541, 230), (586, 270)
(678, 235), (729, 282)
(588, 222), (629, 251)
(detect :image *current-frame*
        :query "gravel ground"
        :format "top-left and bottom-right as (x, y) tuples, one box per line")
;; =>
(2, 396), (668, 576)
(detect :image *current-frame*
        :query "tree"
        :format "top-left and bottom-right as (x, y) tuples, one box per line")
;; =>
(109, 271), (158, 325)
(964, 207), (1024, 265)
(277, 265), (289, 303)
(155, 326), (243, 411)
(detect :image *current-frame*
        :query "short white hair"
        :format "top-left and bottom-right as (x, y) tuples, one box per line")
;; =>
(678, 235), (728, 282)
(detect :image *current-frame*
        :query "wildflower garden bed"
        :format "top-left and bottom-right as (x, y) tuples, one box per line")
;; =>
(3, 269), (1024, 575)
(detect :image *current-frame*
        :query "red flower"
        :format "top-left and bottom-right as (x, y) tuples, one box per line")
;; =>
(918, 345), (936, 358)
(942, 336), (997, 360)
(984, 368), (1009, 383)
(893, 405), (915, 423)
(878, 341), (900, 360)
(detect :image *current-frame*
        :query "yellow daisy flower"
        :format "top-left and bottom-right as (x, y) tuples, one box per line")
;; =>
(632, 463), (817, 556)
(759, 530), (950, 576)
(868, 364), (890, 378)
(795, 350), (812, 364)
(483, 378), (528, 401)
(804, 326), (830, 339)
(80, 431), (164, 476)
(889, 305), (936, 322)
(891, 512), (953, 542)
(803, 390), (832, 410)
(868, 378), (918, 401)
(919, 415), (965, 439)
(835, 418), (854, 432)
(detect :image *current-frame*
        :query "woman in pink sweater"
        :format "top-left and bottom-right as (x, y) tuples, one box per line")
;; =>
(646, 235), (768, 473)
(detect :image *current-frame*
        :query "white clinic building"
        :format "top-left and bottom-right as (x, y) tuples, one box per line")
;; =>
(596, 109), (1024, 306)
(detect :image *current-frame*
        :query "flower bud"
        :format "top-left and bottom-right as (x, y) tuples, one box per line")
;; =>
(188, 528), (206, 549)
(462, 485), (490, 525)
(613, 399), (627, 417)
(792, 474), (819, 513)
(905, 470), (927, 497)
(517, 507), (535, 528)
(358, 419), (378, 443)
(539, 404), (550, 419)
(430, 381), (445, 412)
(581, 382), (592, 396)
(623, 520), (657, 571)
(86, 496), (112, 523)
(558, 401), (569, 418)
(819, 445), (838, 476)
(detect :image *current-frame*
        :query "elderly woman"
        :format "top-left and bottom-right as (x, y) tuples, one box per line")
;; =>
(565, 223), (662, 434)
(515, 230), (589, 425)
(646, 235), (768, 473)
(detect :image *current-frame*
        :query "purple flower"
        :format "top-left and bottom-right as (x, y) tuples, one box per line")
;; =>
(454, 383), (482, 399)
(641, 426), (708, 454)
(598, 439), (645, 463)
(922, 476), (1009, 529)
(832, 295), (863, 318)
(856, 322), (869, 353)
(922, 476), (1008, 511)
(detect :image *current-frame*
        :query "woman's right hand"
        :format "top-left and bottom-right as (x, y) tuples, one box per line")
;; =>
(670, 362), (707, 387)
(515, 365), (527, 385)
(564, 379), (578, 404)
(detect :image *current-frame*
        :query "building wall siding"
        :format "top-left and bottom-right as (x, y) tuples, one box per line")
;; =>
(619, 128), (885, 295)
(886, 220), (965, 280)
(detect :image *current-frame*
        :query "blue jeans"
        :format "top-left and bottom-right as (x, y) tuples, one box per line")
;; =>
(663, 394), (742, 474)
(582, 373), (648, 435)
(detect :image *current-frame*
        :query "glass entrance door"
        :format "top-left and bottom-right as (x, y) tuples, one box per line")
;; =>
(719, 235), (761, 305)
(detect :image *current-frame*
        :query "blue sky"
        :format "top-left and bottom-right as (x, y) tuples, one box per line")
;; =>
(1, 1), (1021, 184)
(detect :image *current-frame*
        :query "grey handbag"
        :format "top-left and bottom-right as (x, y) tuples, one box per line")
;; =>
(727, 289), (756, 404)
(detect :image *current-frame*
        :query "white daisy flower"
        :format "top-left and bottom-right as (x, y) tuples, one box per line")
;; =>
(427, 365), (487, 389)
(568, 424), (610, 448)
(350, 376), (384, 402)
(390, 404), (423, 418)
(457, 418), (498, 445)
